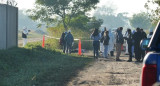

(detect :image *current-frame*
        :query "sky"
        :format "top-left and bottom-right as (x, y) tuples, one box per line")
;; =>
(12, 0), (148, 16)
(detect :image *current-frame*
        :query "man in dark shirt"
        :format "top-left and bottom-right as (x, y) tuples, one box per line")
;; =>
(141, 28), (147, 61)
(133, 28), (143, 62)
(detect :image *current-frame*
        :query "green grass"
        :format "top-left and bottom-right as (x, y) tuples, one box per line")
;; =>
(0, 42), (93, 86)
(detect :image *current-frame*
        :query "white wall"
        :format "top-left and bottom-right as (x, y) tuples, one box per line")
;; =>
(0, 4), (18, 49)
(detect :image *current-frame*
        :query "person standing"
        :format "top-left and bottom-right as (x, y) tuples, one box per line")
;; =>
(115, 27), (124, 61)
(141, 29), (147, 39)
(108, 29), (115, 56)
(141, 28), (147, 61)
(100, 27), (106, 53)
(125, 29), (133, 62)
(22, 26), (29, 47)
(124, 29), (129, 55)
(65, 30), (74, 54)
(132, 30), (136, 57)
(101, 31), (110, 58)
(147, 29), (153, 38)
(90, 28), (101, 59)
(60, 32), (67, 53)
(133, 28), (143, 62)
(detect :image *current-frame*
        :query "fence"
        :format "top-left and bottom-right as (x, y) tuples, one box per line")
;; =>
(0, 4), (18, 49)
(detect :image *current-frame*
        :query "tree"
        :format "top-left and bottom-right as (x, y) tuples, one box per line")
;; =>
(145, 0), (160, 24)
(129, 12), (152, 29)
(27, 0), (99, 31)
(69, 14), (90, 30)
(94, 6), (128, 29)
(86, 17), (103, 29)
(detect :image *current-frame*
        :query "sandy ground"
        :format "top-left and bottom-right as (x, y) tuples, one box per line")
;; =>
(68, 51), (142, 86)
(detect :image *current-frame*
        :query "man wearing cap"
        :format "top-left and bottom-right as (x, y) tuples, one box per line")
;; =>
(65, 30), (74, 54)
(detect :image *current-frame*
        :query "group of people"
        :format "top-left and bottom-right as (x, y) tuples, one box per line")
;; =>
(60, 30), (74, 54)
(90, 27), (153, 62)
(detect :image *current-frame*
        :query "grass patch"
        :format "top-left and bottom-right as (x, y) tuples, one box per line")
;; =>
(0, 42), (93, 86)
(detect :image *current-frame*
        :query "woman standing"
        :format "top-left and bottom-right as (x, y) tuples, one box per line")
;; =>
(101, 31), (110, 58)
(90, 28), (101, 59)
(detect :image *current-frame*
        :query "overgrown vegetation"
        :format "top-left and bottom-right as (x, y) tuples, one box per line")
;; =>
(0, 42), (93, 86)
(47, 24), (93, 50)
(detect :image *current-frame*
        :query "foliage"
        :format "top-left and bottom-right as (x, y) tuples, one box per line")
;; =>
(144, 0), (160, 24)
(27, 0), (99, 30)
(94, 6), (128, 29)
(69, 14), (90, 30)
(86, 17), (103, 29)
(129, 12), (152, 29)
(0, 42), (92, 86)
(47, 25), (65, 37)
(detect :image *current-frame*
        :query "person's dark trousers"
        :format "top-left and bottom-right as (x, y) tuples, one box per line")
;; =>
(134, 44), (141, 61)
(66, 44), (72, 54)
(63, 44), (66, 53)
(93, 41), (100, 59)
(128, 44), (132, 61)
(110, 51), (114, 56)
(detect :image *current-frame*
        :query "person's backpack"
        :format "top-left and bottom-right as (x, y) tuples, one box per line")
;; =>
(59, 32), (65, 45)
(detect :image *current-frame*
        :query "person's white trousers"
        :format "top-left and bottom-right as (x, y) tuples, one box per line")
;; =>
(23, 38), (27, 47)
(100, 43), (104, 52)
(125, 41), (129, 54)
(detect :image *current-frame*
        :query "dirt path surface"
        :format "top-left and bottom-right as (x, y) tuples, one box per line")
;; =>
(68, 52), (142, 86)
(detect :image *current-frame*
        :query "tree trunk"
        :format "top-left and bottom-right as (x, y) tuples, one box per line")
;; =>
(62, 18), (67, 31)
(62, 7), (68, 31)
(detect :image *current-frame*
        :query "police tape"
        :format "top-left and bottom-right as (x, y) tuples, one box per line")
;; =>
(44, 35), (92, 41)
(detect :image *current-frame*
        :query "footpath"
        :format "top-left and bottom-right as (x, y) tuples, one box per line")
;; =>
(67, 52), (142, 86)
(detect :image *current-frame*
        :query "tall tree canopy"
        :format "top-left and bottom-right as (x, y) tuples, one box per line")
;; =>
(129, 12), (152, 29)
(145, 0), (160, 24)
(27, 0), (99, 30)
(93, 6), (128, 29)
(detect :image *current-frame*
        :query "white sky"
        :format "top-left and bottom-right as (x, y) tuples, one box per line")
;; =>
(14, 0), (148, 16)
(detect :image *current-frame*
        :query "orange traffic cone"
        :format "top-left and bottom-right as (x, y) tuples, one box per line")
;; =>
(42, 35), (45, 48)
(78, 39), (82, 55)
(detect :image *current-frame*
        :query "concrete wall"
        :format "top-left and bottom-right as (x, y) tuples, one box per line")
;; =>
(0, 4), (18, 49)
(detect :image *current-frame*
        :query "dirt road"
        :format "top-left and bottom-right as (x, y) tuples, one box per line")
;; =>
(68, 52), (142, 86)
